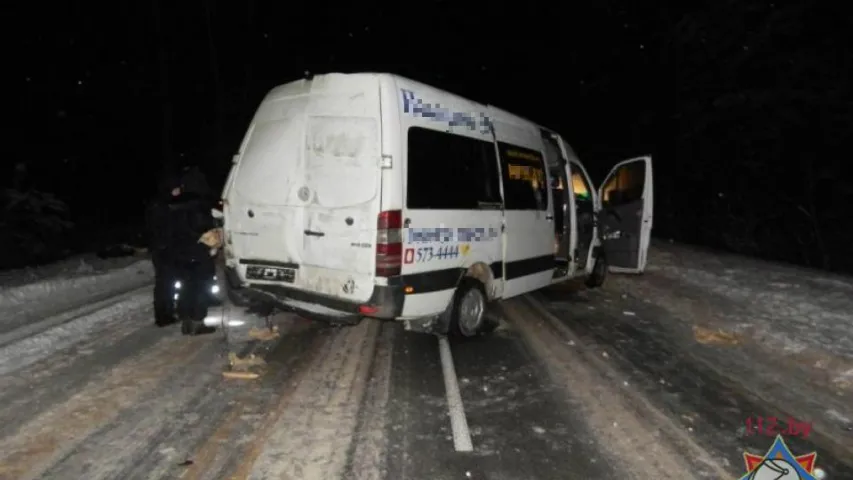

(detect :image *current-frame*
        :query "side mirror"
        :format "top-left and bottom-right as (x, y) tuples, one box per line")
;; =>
(211, 208), (224, 219)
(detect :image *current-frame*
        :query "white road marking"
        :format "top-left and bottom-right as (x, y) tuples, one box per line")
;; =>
(438, 335), (473, 452)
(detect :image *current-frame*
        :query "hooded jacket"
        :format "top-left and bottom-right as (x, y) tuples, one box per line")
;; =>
(146, 166), (216, 263)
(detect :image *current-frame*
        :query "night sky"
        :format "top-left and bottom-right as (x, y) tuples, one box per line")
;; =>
(6, 1), (853, 272)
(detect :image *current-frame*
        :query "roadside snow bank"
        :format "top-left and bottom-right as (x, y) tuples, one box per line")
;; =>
(0, 257), (154, 330)
(643, 242), (853, 364)
(0, 292), (151, 376)
(0, 253), (146, 289)
(607, 241), (853, 459)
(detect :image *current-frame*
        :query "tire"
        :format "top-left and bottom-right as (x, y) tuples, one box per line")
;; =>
(585, 254), (607, 288)
(450, 278), (490, 338)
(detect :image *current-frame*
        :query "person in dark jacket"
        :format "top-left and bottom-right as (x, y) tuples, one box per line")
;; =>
(146, 165), (217, 335)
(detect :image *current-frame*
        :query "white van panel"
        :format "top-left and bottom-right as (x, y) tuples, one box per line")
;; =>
(378, 76), (404, 221)
(225, 75), (383, 304)
(392, 80), (503, 318)
(489, 114), (555, 298)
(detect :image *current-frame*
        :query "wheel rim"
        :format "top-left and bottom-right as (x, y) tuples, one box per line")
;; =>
(458, 288), (485, 336)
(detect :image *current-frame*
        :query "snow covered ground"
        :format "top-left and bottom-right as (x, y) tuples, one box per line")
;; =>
(606, 240), (853, 456)
(0, 254), (154, 335)
(614, 241), (853, 389)
(0, 252), (146, 289)
(0, 242), (850, 478)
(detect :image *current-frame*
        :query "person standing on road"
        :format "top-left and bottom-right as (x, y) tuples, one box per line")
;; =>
(145, 165), (218, 335)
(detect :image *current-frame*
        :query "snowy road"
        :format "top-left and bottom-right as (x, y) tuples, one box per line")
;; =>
(1, 256), (852, 479)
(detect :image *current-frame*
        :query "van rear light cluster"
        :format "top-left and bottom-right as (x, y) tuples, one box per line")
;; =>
(376, 210), (402, 277)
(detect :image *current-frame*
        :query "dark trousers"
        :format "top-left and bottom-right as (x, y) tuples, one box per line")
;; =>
(153, 255), (214, 322)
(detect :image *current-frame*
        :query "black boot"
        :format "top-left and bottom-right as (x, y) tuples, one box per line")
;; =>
(181, 318), (216, 335)
(155, 307), (177, 327)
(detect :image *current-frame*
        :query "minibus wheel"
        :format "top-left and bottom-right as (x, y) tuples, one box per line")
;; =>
(451, 278), (488, 337)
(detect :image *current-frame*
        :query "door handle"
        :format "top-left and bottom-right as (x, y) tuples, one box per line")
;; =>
(304, 229), (325, 237)
(545, 214), (554, 220)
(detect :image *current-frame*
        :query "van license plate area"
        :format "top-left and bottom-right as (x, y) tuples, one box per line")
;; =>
(246, 266), (296, 283)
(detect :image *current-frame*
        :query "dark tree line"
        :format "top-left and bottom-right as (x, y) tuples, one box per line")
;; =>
(5, 0), (852, 273)
(663, 0), (852, 272)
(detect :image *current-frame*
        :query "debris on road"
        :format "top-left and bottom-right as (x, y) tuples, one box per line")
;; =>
(227, 352), (266, 370)
(248, 326), (279, 342)
(224, 352), (266, 379)
(222, 371), (260, 380)
(692, 325), (741, 346)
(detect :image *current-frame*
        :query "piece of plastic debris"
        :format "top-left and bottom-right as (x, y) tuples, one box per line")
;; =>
(227, 352), (266, 370)
(692, 325), (740, 345)
(222, 371), (260, 380)
(248, 327), (279, 342)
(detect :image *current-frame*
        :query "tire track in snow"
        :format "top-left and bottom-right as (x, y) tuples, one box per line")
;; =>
(503, 297), (720, 479)
(36, 333), (226, 480)
(0, 322), (210, 480)
(0, 289), (152, 376)
(344, 321), (395, 480)
(49, 314), (315, 480)
(231, 318), (383, 480)
(172, 317), (328, 480)
(0, 305), (166, 440)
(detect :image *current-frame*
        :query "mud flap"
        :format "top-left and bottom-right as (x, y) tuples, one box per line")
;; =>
(403, 316), (448, 335)
(403, 301), (452, 336)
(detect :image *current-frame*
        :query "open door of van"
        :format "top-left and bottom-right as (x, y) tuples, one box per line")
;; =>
(596, 156), (653, 273)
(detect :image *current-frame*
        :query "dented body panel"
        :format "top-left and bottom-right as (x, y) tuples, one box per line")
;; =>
(223, 74), (383, 305)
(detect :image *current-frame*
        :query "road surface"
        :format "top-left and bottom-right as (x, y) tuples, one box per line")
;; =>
(0, 282), (850, 480)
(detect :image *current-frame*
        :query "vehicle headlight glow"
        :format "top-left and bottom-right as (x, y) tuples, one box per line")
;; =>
(211, 285), (220, 294)
(174, 281), (182, 289)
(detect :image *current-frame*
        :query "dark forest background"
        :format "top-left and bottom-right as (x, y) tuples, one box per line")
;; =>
(4, 0), (852, 273)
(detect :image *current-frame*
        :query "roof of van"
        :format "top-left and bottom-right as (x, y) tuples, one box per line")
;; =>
(266, 72), (574, 153)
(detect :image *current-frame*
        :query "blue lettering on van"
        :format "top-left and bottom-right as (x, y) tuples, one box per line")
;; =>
(407, 227), (500, 244)
(401, 89), (492, 134)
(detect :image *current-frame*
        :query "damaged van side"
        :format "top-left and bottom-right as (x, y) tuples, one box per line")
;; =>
(219, 72), (653, 337)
